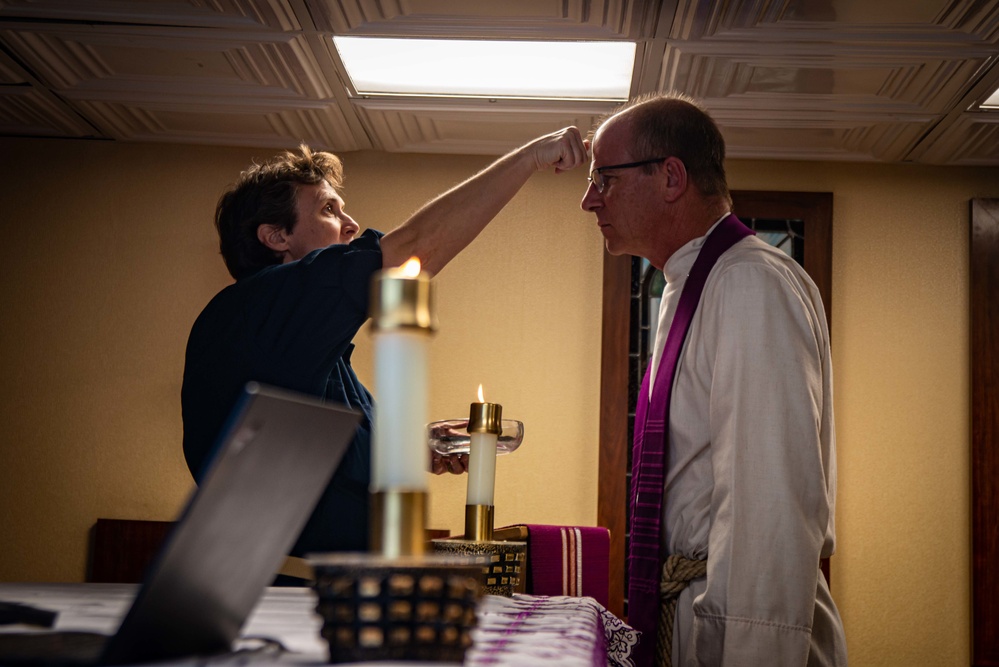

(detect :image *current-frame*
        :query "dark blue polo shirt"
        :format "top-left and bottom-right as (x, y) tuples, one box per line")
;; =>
(181, 229), (383, 556)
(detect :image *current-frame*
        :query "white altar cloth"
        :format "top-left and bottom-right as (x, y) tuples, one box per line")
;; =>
(0, 583), (636, 666)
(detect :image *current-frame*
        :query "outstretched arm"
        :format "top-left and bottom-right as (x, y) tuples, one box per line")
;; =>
(380, 127), (587, 275)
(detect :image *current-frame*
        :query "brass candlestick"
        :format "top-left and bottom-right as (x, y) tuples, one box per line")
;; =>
(427, 414), (527, 597)
(308, 261), (484, 664)
(464, 400), (502, 541)
(371, 489), (428, 557)
(464, 505), (495, 542)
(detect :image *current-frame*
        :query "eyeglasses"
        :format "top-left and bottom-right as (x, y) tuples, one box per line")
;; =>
(587, 157), (668, 193)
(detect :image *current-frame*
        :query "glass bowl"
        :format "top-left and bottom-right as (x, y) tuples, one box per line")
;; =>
(426, 419), (524, 456)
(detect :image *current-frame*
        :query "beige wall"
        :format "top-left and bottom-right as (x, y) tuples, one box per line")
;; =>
(1, 137), (995, 666)
(727, 159), (991, 666)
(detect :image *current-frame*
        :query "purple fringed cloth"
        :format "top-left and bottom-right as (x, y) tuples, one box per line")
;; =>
(627, 215), (755, 667)
(511, 524), (610, 608)
(467, 594), (638, 667)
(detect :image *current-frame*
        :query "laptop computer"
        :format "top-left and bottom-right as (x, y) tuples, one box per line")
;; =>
(0, 382), (361, 666)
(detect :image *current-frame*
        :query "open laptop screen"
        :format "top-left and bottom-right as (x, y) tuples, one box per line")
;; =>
(100, 383), (361, 665)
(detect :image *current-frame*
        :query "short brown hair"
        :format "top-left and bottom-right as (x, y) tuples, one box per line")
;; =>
(613, 91), (730, 204)
(215, 144), (344, 280)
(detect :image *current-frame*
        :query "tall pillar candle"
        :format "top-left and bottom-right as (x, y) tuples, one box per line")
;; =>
(370, 258), (436, 491)
(369, 258), (436, 556)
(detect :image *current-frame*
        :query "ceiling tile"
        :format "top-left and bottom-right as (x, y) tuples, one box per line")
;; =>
(0, 46), (98, 137)
(74, 98), (363, 150)
(352, 98), (612, 154)
(719, 117), (934, 162)
(669, 0), (999, 43)
(308, 0), (660, 38)
(655, 45), (991, 114)
(0, 0), (302, 30)
(0, 85), (97, 136)
(0, 26), (338, 99)
(908, 111), (999, 165)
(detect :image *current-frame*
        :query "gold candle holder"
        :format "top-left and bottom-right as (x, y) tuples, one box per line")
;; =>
(464, 504), (494, 542)
(371, 490), (428, 558)
(369, 260), (437, 333)
(467, 401), (502, 435)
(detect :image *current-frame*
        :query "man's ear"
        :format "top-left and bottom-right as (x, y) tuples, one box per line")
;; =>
(661, 157), (687, 203)
(257, 223), (290, 254)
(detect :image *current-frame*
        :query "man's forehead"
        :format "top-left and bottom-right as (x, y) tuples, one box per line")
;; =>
(293, 181), (343, 211)
(310, 180), (343, 201)
(592, 114), (632, 162)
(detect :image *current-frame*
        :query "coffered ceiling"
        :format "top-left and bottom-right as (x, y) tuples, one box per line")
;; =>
(1, 0), (997, 165)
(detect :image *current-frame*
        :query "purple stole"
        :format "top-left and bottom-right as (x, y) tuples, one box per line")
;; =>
(628, 214), (755, 667)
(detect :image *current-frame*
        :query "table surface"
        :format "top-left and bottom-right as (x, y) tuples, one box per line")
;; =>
(0, 583), (637, 666)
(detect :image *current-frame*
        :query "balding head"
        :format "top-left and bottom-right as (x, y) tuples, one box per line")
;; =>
(600, 92), (731, 208)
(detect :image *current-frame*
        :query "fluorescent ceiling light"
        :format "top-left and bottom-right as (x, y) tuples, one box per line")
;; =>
(983, 83), (999, 110)
(332, 37), (635, 101)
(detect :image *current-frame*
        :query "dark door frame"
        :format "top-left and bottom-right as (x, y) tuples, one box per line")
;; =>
(969, 198), (999, 667)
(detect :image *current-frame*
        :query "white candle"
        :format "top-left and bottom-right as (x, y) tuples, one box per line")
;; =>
(466, 384), (501, 506)
(372, 330), (429, 491)
(370, 258), (434, 492)
(466, 431), (498, 506)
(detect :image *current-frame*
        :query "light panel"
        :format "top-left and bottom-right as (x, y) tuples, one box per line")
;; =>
(332, 37), (635, 101)
(983, 84), (999, 110)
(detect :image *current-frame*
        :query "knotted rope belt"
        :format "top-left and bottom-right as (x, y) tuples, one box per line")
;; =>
(656, 554), (707, 667)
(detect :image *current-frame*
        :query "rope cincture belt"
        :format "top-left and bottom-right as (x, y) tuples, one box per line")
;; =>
(656, 553), (707, 667)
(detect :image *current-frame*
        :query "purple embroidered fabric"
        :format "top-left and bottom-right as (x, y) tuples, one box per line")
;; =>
(627, 215), (755, 667)
(466, 594), (638, 667)
(522, 524), (610, 607)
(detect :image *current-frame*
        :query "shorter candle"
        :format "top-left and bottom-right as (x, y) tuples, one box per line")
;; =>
(466, 384), (501, 506)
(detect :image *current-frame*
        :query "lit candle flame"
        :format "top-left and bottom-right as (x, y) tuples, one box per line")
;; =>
(477, 384), (484, 403)
(400, 257), (421, 278)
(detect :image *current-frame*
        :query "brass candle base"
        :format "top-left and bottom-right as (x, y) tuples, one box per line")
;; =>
(464, 504), (494, 542)
(371, 490), (428, 558)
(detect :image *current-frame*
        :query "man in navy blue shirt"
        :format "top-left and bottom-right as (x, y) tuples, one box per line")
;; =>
(182, 128), (587, 558)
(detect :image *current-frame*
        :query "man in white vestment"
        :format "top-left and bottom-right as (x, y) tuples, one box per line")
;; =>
(581, 92), (847, 666)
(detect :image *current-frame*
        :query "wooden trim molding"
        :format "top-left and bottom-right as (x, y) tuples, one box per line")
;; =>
(597, 249), (633, 618)
(970, 198), (999, 667)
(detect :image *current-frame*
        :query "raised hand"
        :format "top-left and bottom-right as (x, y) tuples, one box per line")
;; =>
(526, 126), (589, 174)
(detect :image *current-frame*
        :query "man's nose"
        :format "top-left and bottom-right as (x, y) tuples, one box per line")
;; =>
(581, 181), (601, 212)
